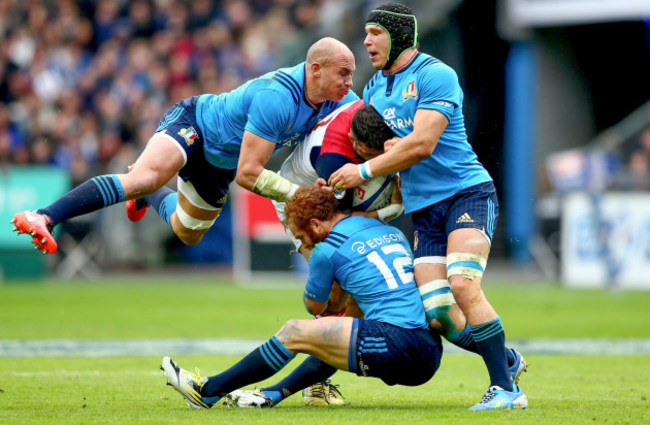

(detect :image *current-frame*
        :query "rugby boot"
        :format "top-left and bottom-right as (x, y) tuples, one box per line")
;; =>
(509, 348), (528, 385)
(303, 379), (347, 406)
(224, 389), (274, 408)
(160, 356), (213, 409)
(469, 384), (528, 410)
(11, 210), (57, 254)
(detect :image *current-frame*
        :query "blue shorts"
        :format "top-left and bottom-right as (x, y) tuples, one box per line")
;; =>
(412, 181), (499, 259)
(155, 96), (235, 208)
(348, 318), (442, 386)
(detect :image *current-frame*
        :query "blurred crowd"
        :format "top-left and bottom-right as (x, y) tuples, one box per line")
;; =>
(618, 125), (650, 191)
(0, 0), (325, 185)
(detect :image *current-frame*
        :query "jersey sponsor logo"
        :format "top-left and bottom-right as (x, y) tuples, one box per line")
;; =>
(351, 232), (406, 254)
(178, 127), (198, 146)
(385, 116), (414, 131)
(456, 212), (474, 224)
(402, 80), (417, 101)
(352, 241), (366, 254)
(382, 107), (396, 119)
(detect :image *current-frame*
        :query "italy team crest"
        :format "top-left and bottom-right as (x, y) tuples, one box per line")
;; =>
(178, 127), (198, 146)
(402, 80), (417, 101)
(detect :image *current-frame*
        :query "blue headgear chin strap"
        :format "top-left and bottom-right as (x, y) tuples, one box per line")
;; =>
(366, 3), (418, 70)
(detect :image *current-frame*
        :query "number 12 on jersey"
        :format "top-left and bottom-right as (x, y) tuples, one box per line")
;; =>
(366, 243), (414, 289)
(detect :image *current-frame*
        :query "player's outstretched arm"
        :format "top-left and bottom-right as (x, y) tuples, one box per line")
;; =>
(236, 130), (299, 202)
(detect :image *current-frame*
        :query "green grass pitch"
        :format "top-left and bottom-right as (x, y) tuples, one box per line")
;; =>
(0, 277), (649, 424)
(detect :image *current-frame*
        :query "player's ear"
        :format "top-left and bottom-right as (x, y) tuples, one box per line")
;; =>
(310, 62), (322, 77)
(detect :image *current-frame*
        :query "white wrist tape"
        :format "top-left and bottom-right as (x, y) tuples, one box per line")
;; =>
(358, 162), (374, 180)
(252, 169), (300, 202)
(376, 203), (404, 222)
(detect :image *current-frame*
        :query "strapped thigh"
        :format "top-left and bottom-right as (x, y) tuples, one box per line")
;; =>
(447, 252), (487, 280)
(175, 177), (223, 230)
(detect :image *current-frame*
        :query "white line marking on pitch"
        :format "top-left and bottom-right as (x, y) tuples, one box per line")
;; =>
(8, 370), (161, 377)
(1, 338), (649, 358)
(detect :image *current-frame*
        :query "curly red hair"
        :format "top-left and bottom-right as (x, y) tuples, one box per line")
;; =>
(285, 186), (338, 232)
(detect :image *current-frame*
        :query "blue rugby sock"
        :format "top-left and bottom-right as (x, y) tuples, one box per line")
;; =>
(144, 187), (176, 226)
(447, 324), (517, 367)
(200, 336), (294, 402)
(37, 175), (125, 225)
(447, 323), (479, 354)
(261, 356), (337, 405)
(470, 317), (513, 391)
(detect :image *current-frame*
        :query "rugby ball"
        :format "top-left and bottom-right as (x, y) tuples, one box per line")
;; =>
(351, 174), (395, 212)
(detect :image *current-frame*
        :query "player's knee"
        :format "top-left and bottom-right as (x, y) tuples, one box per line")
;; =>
(449, 277), (483, 310)
(172, 206), (217, 245)
(174, 228), (205, 246)
(276, 320), (301, 345)
(446, 252), (486, 304)
(125, 170), (166, 198)
(171, 214), (210, 245)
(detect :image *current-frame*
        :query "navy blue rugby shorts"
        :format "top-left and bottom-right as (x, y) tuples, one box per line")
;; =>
(412, 181), (499, 259)
(348, 318), (443, 386)
(155, 96), (235, 208)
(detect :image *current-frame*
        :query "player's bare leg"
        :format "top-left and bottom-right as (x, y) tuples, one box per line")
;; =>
(227, 318), (353, 408)
(167, 318), (353, 409)
(446, 228), (527, 410)
(168, 190), (221, 246)
(123, 133), (225, 246)
(303, 285), (351, 406)
(120, 134), (186, 202)
(276, 318), (353, 371)
(446, 228), (494, 325)
(11, 134), (182, 254)
(415, 262), (466, 334)
(415, 245), (527, 386)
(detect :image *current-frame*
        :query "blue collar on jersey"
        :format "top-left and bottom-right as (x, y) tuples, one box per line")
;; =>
(383, 52), (420, 76)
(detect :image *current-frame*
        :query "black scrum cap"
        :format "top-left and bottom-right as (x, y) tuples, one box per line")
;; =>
(365, 3), (418, 70)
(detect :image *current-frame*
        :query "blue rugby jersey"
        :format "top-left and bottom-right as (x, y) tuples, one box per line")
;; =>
(194, 62), (359, 170)
(304, 216), (428, 329)
(363, 52), (491, 213)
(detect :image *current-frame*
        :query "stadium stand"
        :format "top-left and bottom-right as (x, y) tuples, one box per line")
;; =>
(0, 0), (327, 271)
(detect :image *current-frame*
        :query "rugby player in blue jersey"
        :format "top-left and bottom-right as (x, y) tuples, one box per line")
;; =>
(328, 3), (527, 410)
(160, 186), (443, 409)
(12, 38), (358, 254)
